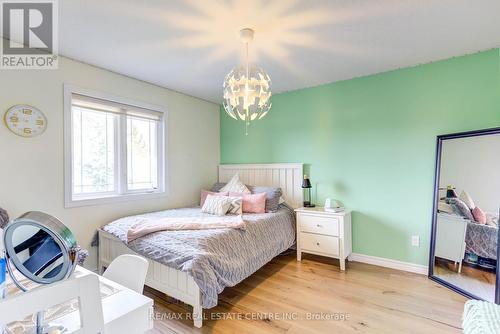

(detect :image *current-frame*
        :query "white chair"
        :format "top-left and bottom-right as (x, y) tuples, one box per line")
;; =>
(103, 254), (149, 294)
(0, 273), (104, 334)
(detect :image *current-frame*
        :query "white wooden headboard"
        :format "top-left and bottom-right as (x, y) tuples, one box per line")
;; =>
(218, 163), (304, 208)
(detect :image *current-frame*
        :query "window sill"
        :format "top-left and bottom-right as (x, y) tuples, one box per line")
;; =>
(65, 190), (168, 208)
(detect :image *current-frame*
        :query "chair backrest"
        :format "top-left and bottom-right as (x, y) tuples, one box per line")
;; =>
(103, 254), (149, 293)
(0, 274), (104, 334)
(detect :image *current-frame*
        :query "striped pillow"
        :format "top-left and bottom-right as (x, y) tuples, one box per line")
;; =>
(200, 190), (228, 206)
(201, 195), (233, 216)
(227, 196), (243, 215)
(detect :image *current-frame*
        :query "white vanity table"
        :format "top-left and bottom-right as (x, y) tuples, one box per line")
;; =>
(6, 266), (153, 333)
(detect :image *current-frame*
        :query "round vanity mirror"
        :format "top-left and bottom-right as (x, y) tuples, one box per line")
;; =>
(3, 211), (78, 287)
(3, 212), (79, 333)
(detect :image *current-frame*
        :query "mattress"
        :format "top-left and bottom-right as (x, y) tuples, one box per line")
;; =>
(102, 204), (296, 308)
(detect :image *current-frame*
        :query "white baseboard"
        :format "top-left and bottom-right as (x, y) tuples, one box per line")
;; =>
(348, 253), (428, 275)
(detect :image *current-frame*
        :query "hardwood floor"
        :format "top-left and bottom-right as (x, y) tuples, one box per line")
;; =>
(434, 258), (496, 302)
(146, 254), (466, 334)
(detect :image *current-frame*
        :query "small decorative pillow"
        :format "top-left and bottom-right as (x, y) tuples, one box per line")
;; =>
(201, 194), (233, 216)
(226, 196), (243, 215)
(230, 192), (266, 213)
(447, 198), (474, 221)
(219, 174), (251, 194)
(248, 186), (282, 212)
(472, 206), (486, 224)
(459, 190), (476, 210)
(200, 190), (228, 206)
(213, 183), (282, 212)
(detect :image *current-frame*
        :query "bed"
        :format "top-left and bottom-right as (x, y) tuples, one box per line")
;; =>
(436, 211), (498, 273)
(98, 163), (303, 328)
(465, 219), (498, 261)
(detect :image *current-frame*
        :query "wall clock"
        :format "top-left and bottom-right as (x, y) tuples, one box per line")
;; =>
(4, 105), (47, 137)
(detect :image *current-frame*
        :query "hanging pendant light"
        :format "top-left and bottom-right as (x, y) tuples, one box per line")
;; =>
(223, 28), (272, 135)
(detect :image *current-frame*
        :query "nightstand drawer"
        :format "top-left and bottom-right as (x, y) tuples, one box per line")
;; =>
(300, 233), (339, 256)
(298, 214), (339, 236)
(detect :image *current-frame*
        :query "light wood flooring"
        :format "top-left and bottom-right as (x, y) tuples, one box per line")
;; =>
(146, 254), (466, 334)
(434, 258), (496, 302)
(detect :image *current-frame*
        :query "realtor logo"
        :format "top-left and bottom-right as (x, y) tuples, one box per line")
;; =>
(1, 0), (58, 69)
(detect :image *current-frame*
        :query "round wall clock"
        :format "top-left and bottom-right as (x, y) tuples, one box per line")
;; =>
(4, 105), (47, 137)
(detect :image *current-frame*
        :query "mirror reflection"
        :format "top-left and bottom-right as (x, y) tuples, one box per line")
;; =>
(12, 225), (64, 280)
(433, 133), (499, 302)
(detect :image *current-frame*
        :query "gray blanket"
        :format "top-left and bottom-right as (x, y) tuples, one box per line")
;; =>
(466, 222), (498, 260)
(102, 204), (296, 308)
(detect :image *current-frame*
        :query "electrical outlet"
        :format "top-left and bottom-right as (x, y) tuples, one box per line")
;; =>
(411, 235), (420, 247)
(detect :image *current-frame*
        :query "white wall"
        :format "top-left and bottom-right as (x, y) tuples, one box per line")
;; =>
(0, 56), (220, 270)
(440, 133), (500, 214)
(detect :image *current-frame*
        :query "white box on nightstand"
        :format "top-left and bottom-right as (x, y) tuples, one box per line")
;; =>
(295, 207), (352, 271)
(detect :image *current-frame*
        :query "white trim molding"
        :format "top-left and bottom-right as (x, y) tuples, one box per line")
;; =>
(348, 253), (428, 275)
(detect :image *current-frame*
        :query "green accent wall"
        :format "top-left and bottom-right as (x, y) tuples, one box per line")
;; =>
(220, 49), (500, 266)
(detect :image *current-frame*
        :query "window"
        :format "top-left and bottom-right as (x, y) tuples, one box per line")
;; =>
(64, 85), (166, 207)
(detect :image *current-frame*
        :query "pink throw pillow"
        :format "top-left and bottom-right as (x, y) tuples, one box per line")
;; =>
(200, 190), (228, 206)
(472, 206), (486, 224)
(230, 192), (266, 213)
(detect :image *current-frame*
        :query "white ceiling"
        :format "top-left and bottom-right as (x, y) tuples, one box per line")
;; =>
(57, 0), (500, 103)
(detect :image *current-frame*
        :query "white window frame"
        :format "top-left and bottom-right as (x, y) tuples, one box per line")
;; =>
(64, 84), (168, 208)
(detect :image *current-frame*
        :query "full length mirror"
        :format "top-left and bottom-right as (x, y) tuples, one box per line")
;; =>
(430, 128), (500, 303)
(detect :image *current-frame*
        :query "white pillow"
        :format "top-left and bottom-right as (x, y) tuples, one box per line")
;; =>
(201, 194), (233, 216)
(459, 190), (476, 210)
(219, 174), (251, 194)
(227, 196), (243, 214)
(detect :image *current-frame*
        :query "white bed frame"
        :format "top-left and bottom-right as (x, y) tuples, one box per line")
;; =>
(98, 163), (303, 328)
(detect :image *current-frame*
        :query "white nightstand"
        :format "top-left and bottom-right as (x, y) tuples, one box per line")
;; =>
(295, 207), (352, 271)
(435, 212), (467, 273)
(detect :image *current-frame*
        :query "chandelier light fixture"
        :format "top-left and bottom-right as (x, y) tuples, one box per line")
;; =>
(223, 28), (272, 135)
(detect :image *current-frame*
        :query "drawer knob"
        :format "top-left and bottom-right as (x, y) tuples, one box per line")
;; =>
(316, 242), (320, 246)
(316, 224), (322, 227)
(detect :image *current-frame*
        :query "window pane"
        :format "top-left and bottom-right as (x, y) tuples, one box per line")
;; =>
(127, 117), (158, 191)
(72, 107), (116, 195)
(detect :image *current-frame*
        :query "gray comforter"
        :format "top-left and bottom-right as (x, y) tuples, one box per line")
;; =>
(102, 204), (296, 308)
(466, 222), (498, 260)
